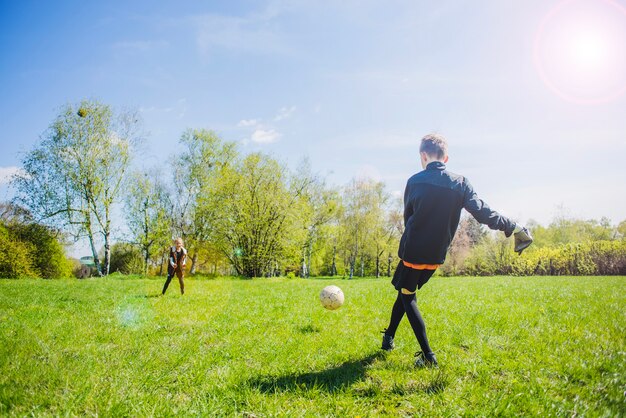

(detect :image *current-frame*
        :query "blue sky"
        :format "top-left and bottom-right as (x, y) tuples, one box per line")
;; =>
(1, 0), (625, 243)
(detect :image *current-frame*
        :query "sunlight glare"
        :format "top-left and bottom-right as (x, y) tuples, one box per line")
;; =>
(568, 30), (608, 70)
(534, 0), (626, 104)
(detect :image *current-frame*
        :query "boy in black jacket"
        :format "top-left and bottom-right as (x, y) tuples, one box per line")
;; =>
(382, 134), (533, 367)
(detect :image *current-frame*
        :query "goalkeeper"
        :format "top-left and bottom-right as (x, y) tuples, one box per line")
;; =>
(381, 133), (532, 367)
(162, 237), (187, 295)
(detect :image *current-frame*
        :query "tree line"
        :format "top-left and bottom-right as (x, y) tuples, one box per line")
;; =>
(5, 99), (625, 279)
(10, 100), (401, 278)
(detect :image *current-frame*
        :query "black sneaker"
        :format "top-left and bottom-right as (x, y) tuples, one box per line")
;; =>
(381, 329), (395, 351)
(414, 351), (438, 368)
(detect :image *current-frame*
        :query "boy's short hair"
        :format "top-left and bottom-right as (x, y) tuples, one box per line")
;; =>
(419, 134), (448, 160)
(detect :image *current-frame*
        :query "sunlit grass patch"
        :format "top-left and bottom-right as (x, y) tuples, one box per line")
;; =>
(0, 275), (624, 416)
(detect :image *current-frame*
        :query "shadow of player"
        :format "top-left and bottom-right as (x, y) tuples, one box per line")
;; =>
(248, 351), (385, 393)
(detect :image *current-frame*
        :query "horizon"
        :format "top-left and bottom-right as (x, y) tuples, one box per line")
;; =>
(1, 0), (625, 257)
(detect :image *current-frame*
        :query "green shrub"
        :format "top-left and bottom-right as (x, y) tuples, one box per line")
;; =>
(9, 223), (72, 279)
(0, 224), (36, 279)
(587, 240), (626, 275)
(109, 243), (144, 275)
(461, 237), (626, 276)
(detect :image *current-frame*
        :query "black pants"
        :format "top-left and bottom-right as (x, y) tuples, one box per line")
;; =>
(162, 267), (184, 295)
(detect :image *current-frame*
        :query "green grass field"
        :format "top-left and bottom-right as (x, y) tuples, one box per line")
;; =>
(0, 275), (624, 417)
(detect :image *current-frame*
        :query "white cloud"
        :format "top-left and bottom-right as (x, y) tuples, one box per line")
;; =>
(238, 118), (260, 127)
(274, 106), (296, 121)
(0, 166), (22, 185)
(251, 128), (281, 144)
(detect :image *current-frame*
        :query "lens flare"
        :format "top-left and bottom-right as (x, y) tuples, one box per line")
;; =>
(534, 0), (626, 104)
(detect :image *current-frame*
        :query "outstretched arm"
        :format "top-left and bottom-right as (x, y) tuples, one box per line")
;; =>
(462, 180), (516, 236)
(463, 179), (533, 254)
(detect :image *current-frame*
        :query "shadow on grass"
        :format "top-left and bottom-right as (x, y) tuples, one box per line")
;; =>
(248, 352), (385, 393)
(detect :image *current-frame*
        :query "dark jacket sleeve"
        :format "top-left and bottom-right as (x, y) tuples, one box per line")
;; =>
(462, 179), (516, 236)
(403, 181), (413, 227)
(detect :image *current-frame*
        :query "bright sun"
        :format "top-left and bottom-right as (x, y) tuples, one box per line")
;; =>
(534, 0), (626, 104)
(569, 31), (608, 68)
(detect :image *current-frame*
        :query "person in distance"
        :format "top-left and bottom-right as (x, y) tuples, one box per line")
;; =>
(162, 237), (188, 295)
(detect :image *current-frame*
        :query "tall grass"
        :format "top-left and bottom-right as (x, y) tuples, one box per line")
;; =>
(0, 275), (624, 416)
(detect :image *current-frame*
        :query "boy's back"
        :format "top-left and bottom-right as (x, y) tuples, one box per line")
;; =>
(400, 160), (516, 265)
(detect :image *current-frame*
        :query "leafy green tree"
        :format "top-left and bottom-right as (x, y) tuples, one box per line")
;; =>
(339, 178), (391, 278)
(124, 171), (172, 275)
(172, 129), (238, 273)
(290, 160), (338, 277)
(211, 153), (310, 277)
(369, 183), (396, 278)
(618, 219), (626, 240)
(13, 100), (142, 276)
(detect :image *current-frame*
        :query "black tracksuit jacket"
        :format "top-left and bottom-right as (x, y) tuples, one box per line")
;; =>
(398, 161), (516, 265)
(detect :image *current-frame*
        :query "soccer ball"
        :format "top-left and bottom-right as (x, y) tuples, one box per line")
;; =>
(320, 285), (344, 310)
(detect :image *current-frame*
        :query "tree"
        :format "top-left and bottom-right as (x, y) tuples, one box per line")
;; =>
(340, 178), (390, 278)
(531, 215), (617, 247)
(291, 160), (338, 277)
(171, 129), (238, 273)
(13, 100), (141, 276)
(618, 220), (626, 240)
(124, 171), (172, 275)
(211, 153), (310, 277)
(440, 214), (485, 276)
(368, 183), (396, 278)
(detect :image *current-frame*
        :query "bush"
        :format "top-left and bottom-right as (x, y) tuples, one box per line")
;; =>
(588, 240), (626, 275)
(461, 237), (626, 276)
(109, 243), (144, 275)
(0, 224), (36, 279)
(9, 223), (73, 279)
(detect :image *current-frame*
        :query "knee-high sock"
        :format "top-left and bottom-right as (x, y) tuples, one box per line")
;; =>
(401, 292), (433, 354)
(385, 291), (405, 337)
